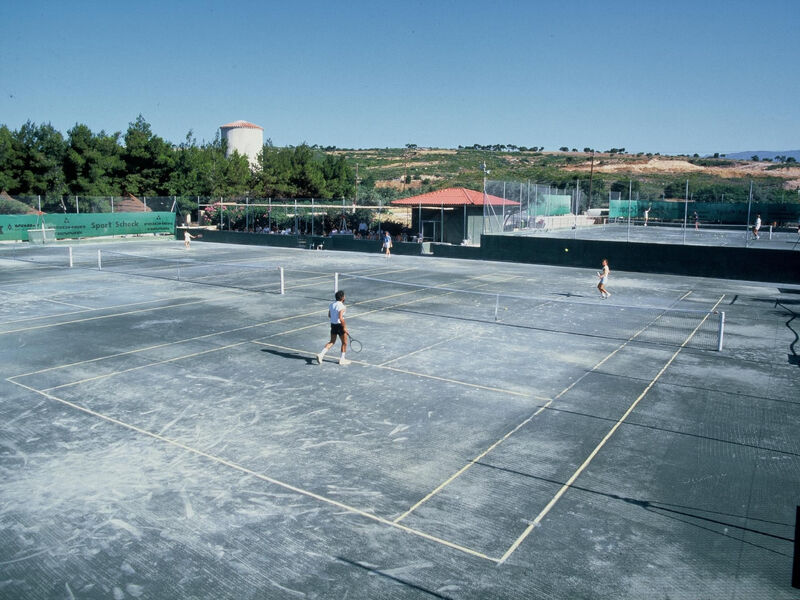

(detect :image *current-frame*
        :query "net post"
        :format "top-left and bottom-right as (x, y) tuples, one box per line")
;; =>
(279, 267), (285, 295)
(769, 224), (773, 240)
(334, 272), (339, 294)
(68, 247), (73, 268)
(717, 311), (725, 351)
(97, 249), (102, 270)
(494, 294), (500, 321)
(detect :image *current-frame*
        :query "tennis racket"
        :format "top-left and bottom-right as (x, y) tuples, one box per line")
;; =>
(346, 332), (363, 353)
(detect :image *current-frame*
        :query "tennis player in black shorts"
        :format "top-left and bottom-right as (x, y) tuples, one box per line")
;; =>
(317, 290), (350, 365)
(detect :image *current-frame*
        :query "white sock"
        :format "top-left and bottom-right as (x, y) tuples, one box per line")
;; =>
(340, 352), (346, 360)
(319, 348), (328, 357)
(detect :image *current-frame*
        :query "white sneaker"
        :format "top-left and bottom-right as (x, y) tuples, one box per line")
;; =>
(605, 292), (611, 298)
(316, 353), (324, 364)
(339, 357), (351, 365)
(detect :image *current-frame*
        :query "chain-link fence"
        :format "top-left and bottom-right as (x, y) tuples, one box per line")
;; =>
(479, 178), (800, 248)
(483, 180), (588, 234)
(195, 198), (411, 240)
(0, 195), (176, 214)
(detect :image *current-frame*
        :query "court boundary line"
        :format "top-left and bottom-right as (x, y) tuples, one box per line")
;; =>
(249, 340), (545, 400)
(0, 298), (228, 336)
(391, 290), (697, 524)
(497, 293), (726, 564)
(6, 377), (500, 564)
(8, 270), (504, 388)
(4, 263), (725, 563)
(0, 295), (213, 327)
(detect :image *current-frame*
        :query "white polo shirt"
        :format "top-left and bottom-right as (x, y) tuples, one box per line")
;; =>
(329, 300), (346, 324)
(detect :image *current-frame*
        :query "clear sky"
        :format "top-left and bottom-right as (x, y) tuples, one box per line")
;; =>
(1, 0), (797, 155)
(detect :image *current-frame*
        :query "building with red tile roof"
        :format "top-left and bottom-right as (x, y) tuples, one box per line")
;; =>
(391, 187), (517, 208)
(391, 187), (519, 244)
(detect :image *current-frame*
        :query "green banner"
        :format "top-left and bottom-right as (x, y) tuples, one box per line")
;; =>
(0, 212), (175, 241)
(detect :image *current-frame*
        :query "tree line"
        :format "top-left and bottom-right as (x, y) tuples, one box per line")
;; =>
(0, 116), (355, 201)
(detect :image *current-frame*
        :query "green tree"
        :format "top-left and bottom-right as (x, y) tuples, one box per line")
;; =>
(0, 125), (21, 192)
(610, 179), (640, 196)
(64, 124), (124, 196)
(14, 121), (67, 196)
(253, 143), (295, 197)
(222, 150), (252, 196)
(290, 145), (327, 197)
(321, 154), (354, 199)
(121, 115), (175, 195)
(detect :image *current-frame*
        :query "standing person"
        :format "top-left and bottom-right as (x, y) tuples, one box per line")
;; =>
(597, 258), (611, 299)
(317, 290), (350, 365)
(753, 214), (762, 239)
(184, 230), (195, 249)
(693, 211), (699, 230)
(381, 230), (393, 258)
(643, 207), (650, 227)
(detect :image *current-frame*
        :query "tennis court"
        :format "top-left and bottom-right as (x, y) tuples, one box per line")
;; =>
(1, 238), (798, 599)
(515, 220), (800, 250)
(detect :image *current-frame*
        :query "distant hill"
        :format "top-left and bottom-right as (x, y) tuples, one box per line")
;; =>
(721, 150), (800, 161)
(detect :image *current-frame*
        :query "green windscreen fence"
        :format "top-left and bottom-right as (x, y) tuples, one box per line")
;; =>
(0, 212), (175, 241)
(531, 194), (572, 216)
(609, 200), (800, 223)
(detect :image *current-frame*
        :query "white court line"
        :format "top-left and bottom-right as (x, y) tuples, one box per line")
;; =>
(36, 341), (249, 392)
(378, 334), (467, 367)
(10, 270), (481, 386)
(250, 340), (543, 400)
(7, 301), (337, 380)
(0, 295), (202, 327)
(497, 294), (726, 564)
(37, 297), (95, 310)
(0, 298), (218, 336)
(391, 290), (698, 524)
(7, 378), (499, 563)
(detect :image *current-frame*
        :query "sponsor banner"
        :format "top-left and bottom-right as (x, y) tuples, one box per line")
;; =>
(0, 212), (175, 241)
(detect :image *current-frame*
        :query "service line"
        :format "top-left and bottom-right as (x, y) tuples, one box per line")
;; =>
(7, 378), (499, 564)
(497, 293), (725, 564)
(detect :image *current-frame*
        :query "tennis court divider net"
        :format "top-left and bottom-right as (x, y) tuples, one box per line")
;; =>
(97, 250), (285, 294)
(335, 272), (725, 351)
(0, 243), (72, 266)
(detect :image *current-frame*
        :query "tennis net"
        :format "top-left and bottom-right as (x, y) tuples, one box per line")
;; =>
(0, 243), (73, 266)
(97, 250), (285, 294)
(335, 273), (725, 350)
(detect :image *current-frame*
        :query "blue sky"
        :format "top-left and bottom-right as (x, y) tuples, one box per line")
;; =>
(1, 0), (797, 155)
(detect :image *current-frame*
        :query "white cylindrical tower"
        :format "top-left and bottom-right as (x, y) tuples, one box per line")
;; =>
(219, 120), (264, 169)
